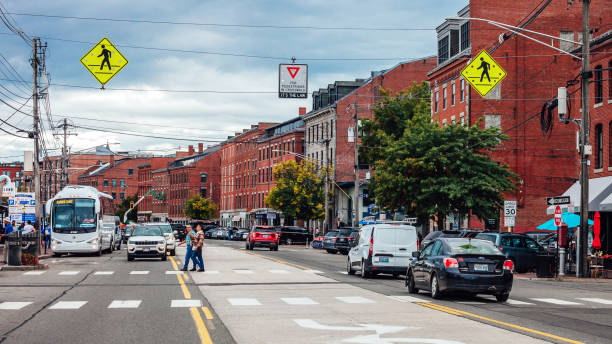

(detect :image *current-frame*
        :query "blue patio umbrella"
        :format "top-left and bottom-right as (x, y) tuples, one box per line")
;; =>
(536, 212), (593, 230)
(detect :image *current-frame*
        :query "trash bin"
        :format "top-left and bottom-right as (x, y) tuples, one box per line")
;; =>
(536, 254), (555, 278)
(6, 232), (22, 266)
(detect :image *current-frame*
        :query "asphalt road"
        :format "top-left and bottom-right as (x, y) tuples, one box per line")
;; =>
(211, 239), (612, 344)
(0, 247), (234, 344)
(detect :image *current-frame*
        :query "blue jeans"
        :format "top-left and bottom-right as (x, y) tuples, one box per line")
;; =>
(193, 247), (205, 270)
(183, 245), (198, 269)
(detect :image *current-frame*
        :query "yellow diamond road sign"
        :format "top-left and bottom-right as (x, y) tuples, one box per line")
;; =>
(460, 49), (506, 98)
(80, 37), (128, 85)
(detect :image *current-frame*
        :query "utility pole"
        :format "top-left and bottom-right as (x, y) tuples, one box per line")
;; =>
(578, 0), (591, 278)
(57, 118), (76, 189)
(353, 101), (359, 228)
(31, 37), (41, 257)
(324, 138), (330, 233)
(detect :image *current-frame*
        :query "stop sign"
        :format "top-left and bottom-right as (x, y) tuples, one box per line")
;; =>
(554, 205), (563, 226)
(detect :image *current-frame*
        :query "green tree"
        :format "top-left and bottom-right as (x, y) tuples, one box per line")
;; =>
(265, 160), (328, 221)
(361, 83), (517, 229)
(115, 194), (138, 222)
(184, 195), (217, 220)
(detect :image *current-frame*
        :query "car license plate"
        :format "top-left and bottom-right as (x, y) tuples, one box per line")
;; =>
(263, 235), (269, 238)
(379, 257), (389, 263)
(143, 247), (150, 252)
(474, 264), (488, 271)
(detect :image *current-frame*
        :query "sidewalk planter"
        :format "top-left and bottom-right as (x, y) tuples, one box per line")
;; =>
(6, 233), (22, 266)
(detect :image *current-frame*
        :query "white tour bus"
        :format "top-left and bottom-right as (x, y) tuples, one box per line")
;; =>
(46, 185), (115, 256)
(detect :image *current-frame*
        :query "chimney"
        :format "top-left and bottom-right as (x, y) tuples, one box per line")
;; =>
(251, 125), (256, 129)
(243, 129), (248, 133)
(299, 107), (307, 116)
(109, 154), (114, 166)
(198, 143), (203, 153)
(188, 145), (194, 155)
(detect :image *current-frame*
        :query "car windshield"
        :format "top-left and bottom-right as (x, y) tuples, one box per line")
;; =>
(156, 224), (172, 234)
(475, 234), (498, 243)
(447, 239), (502, 255)
(325, 231), (339, 237)
(132, 226), (162, 236)
(338, 229), (354, 236)
(52, 198), (97, 233)
(253, 227), (275, 232)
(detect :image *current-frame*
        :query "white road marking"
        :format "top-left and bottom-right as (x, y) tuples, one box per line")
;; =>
(233, 269), (254, 274)
(58, 271), (79, 275)
(94, 271), (114, 275)
(269, 269), (290, 274)
(0, 302), (32, 310)
(304, 269), (324, 274)
(108, 300), (142, 308)
(227, 298), (262, 306)
(336, 296), (375, 304)
(531, 298), (582, 305)
(23, 271), (46, 275)
(338, 271), (349, 275)
(202, 270), (219, 274)
(165, 271), (184, 275)
(457, 301), (486, 305)
(171, 299), (202, 307)
(506, 299), (534, 305)
(49, 301), (87, 309)
(282, 297), (319, 305)
(387, 295), (429, 303)
(577, 297), (612, 305)
(129, 271), (150, 275)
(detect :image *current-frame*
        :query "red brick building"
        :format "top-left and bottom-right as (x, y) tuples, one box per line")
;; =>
(427, 1), (611, 233)
(220, 123), (276, 228)
(78, 156), (148, 204)
(0, 162), (23, 190)
(136, 157), (174, 222)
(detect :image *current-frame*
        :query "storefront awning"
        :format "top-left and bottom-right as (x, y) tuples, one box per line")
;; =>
(546, 176), (612, 214)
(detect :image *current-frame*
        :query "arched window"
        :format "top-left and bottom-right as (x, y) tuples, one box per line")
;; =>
(594, 65), (603, 104)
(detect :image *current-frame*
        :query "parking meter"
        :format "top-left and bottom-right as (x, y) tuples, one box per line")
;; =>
(558, 224), (568, 248)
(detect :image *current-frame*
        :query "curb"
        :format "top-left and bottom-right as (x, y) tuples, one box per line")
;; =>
(0, 263), (49, 271)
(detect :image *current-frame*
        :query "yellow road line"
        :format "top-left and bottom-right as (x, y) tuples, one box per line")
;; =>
(169, 256), (179, 270)
(183, 273), (190, 281)
(177, 273), (191, 299)
(201, 307), (214, 320)
(190, 307), (213, 344)
(416, 302), (584, 344)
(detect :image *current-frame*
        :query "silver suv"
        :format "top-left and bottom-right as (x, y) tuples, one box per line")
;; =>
(127, 226), (167, 261)
(144, 222), (177, 256)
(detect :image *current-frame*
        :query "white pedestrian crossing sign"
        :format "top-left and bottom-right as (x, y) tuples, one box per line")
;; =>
(460, 49), (506, 98)
(80, 37), (128, 86)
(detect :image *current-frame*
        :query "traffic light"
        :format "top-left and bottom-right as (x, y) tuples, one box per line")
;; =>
(130, 201), (134, 209)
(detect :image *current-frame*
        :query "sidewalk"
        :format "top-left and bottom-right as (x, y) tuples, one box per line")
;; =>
(515, 271), (612, 283)
(0, 243), (54, 264)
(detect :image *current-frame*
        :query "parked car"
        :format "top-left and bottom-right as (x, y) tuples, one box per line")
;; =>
(113, 226), (122, 250)
(232, 229), (250, 241)
(524, 231), (552, 243)
(421, 230), (462, 248)
(145, 223), (176, 256)
(127, 226), (167, 261)
(406, 238), (514, 301)
(204, 227), (218, 239)
(347, 223), (418, 278)
(474, 232), (547, 273)
(246, 226), (279, 251)
(214, 228), (230, 239)
(322, 231), (341, 254)
(170, 223), (187, 242)
(277, 226), (312, 245)
(335, 228), (360, 255)
(311, 236), (325, 249)
(537, 232), (558, 254)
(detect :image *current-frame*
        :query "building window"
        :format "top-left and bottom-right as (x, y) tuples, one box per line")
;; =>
(460, 79), (465, 102)
(595, 65), (603, 104)
(200, 188), (207, 198)
(200, 173), (207, 183)
(104, 179), (108, 187)
(443, 87), (447, 109)
(451, 83), (455, 106)
(559, 31), (574, 52)
(460, 22), (470, 51)
(595, 123), (603, 169)
(438, 35), (449, 64)
(128, 168), (133, 176)
(609, 121), (612, 168)
(450, 29), (459, 57)
(112, 179), (117, 187)
(434, 91), (439, 113)
(120, 192), (125, 200)
(112, 192), (116, 199)
(484, 114), (501, 129)
(609, 60), (612, 100)
(120, 179), (125, 188)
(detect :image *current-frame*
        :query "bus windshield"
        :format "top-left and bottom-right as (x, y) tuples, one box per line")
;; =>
(52, 198), (96, 233)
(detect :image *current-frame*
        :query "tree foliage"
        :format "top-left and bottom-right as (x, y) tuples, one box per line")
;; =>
(360, 82), (517, 225)
(115, 194), (138, 222)
(265, 160), (328, 221)
(184, 195), (217, 220)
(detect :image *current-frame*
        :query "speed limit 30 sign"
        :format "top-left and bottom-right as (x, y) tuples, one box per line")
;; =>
(504, 200), (517, 217)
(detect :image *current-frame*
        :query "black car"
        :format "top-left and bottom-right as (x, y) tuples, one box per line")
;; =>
(277, 226), (312, 245)
(170, 223), (187, 241)
(232, 229), (250, 241)
(322, 231), (340, 254)
(406, 238), (514, 302)
(475, 232), (547, 273)
(335, 228), (359, 255)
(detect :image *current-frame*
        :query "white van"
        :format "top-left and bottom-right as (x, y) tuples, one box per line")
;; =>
(347, 223), (418, 278)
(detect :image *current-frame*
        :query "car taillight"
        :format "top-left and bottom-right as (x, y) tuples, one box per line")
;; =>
(416, 239), (420, 251)
(498, 246), (503, 251)
(369, 236), (373, 256)
(503, 260), (514, 272)
(443, 258), (459, 268)
(332, 237), (337, 242)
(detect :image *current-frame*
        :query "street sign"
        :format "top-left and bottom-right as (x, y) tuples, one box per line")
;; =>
(554, 205), (563, 226)
(279, 64), (308, 98)
(547, 196), (571, 206)
(359, 193), (368, 198)
(504, 200), (517, 217)
(9, 192), (35, 224)
(460, 49), (507, 98)
(80, 37), (128, 86)
(1, 182), (15, 198)
(504, 216), (515, 227)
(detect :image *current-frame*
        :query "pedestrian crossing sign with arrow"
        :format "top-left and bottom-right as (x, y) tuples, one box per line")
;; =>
(80, 37), (128, 86)
(460, 49), (506, 98)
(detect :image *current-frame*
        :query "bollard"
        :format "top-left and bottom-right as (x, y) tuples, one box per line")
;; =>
(558, 247), (565, 276)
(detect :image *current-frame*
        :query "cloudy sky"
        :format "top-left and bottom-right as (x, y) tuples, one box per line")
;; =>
(0, 0), (465, 162)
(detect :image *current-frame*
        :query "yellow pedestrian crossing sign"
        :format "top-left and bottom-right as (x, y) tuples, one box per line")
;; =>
(80, 37), (128, 86)
(460, 50), (506, 97)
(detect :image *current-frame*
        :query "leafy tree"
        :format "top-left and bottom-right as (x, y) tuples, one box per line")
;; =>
(361, 82), (517, 229)
(115, 194), (138, 222)
(266, 160), (328, 221)
(184, 195), (217, 220)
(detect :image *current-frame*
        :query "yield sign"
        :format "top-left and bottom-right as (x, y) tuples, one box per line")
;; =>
(287, 66), (300, 79)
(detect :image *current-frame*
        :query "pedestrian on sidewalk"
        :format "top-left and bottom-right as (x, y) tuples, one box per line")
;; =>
(192, 224), (205, 272)
(2, 218), (12, 235)
(22, 220), (35, 234)
(178, 225), (198, 271)
(44, 222), (51, 250)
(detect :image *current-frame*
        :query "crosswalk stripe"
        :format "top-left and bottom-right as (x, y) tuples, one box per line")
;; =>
(387, 295), (429, 303)
(202, 270), (219, 274)
(23, 271), (46, 275)
(233, 270), (254, 274)
(269, 269), (290, 274)
(304, 270), (324, 274)
(49, 301), (87, 309)
(531, 298), (582, 305)
(171, 299), (202, 308)
(227, 298), (261, 306)
(58, 271), (80, 275)
(577, 297), (612, 305)
(336, 296), (375, 304)
(281, 297), (319, 305)
(108, 300), (142, 308)
(165, 271), (184, 275)
(94, 271), (114, 275)
(457, 301), (487, 305)
(129, 271), (150, 275)
(506, 299), (534, 305)
(338, 271), (349, 275)
(0, 302), (33, 310)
